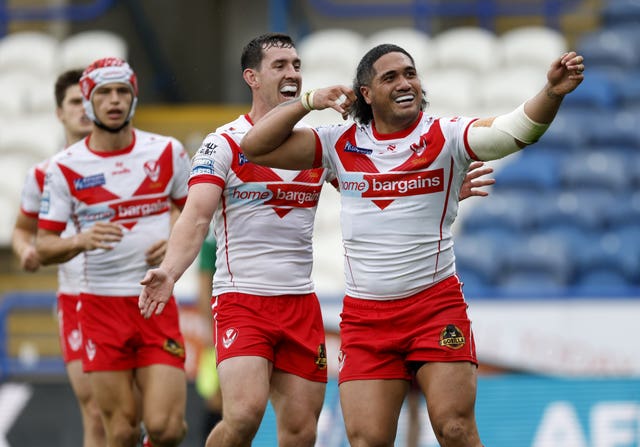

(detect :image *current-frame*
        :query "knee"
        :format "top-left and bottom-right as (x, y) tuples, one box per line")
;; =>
(109, 421), (140, 447)
(434, 417), (477, 446)
(345, 424), (395, 447)
(217, 401), (265, 443)
(278, 421), (317, 447)
(144, 417), (187, 447)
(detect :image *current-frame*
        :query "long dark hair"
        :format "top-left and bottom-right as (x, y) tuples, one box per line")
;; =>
(351, 43), (427, 124)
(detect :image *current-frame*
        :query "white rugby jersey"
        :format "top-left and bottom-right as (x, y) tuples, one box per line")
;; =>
(190, 114), (329, 296)
(313, 112), (478, 300)
(21, 159), (83, 294)
(39, 130), (191, 296)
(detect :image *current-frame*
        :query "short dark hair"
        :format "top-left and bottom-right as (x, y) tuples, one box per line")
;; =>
(240, 33), (296, 71)
(351, 44), (427, 124)
(54, 69), (84, 107)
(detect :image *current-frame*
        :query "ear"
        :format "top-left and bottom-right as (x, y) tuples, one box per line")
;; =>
(360, 85), (373, 105)
(243, 68), (258, 89)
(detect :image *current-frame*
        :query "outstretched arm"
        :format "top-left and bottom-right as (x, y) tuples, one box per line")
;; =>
(139, 182), (221, 318)
(241, 86), (356, 170)
(468, 51), (585, 160)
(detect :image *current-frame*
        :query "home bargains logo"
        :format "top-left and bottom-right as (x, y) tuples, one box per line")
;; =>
(339, 169), (444, 198)
(109, 197), (170, 221)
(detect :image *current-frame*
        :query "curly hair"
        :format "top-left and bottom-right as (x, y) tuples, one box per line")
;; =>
(351, 44), (427, 125)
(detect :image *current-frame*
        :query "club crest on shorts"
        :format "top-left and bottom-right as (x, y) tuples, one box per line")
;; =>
(163, 338), (185, 357)
(337, 350), (346, 372)
(222, 328), (239, 349)
(315, 343), (327, 370)
(439, 324), (465, 350)
(85, 339), (96, 361)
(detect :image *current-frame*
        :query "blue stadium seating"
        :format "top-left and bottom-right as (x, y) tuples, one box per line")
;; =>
(558, 150), (630, 192)
(602, 0), (640, 27)
(577, 28), (640, 69)
(493, 151), (561, 191)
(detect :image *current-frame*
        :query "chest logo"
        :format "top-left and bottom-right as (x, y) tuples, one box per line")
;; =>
(143, 160), (160, 182)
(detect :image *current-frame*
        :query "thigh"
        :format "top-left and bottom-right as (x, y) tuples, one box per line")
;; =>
(90, 369), (138, 424)
(137, 364), (186, 429)
(270, 370), (326, 432)
(339, 379), (408, 447)
(66, 359), (92, 403)
(217, 355), (272, 419)
(416, 362), (478, 429)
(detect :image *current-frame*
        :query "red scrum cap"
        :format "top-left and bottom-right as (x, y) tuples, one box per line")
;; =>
(79, 57), (138, 124)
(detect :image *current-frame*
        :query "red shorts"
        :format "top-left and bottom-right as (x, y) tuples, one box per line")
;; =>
(57, 293), (83, 363)
(338, 275), (477, 384)
(212, 292), (327, 383)
(79, 293), (185, 372)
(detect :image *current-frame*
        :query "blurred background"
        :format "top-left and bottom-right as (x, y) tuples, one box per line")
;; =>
(0, 0), (639, 446)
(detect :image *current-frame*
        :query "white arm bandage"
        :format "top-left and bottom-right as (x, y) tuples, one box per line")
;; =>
(467, 103), (550, 161)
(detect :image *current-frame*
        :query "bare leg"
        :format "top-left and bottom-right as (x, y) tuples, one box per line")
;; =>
(340, 379), (408, 447)
(205, 356), (271, 447)
(66, 360), (106, 447)
(270, 370), (325, 447)
(416, 362), (482, 447)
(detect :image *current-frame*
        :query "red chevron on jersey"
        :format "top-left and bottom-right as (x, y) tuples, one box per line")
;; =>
(222, 133), (283, 183)
(58, 163), (120, 204)
(134, 143), (175, 195)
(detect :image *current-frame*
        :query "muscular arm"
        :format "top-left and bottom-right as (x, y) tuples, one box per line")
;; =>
(139, 182), (221, 318)
(241, 86), (356, 170)
(468, 51), (585, 161)
(12, 213), (40, 272)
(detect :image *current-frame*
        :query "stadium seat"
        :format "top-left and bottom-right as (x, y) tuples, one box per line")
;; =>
(572, 268), (635, 296)
(574, 229), (640, 286)
(536, 110), (590, 151)
(297, 29), (364, 81)
(501, 233), (572, 285)
(560, 70), (619, 110)
(0, 31), (59, 78)
(58, 30), (128, 72)
(0, 72), (30, 118)
(605, 190), (640, 228)
(498, 26), (567, 69)
(602, 0), (640, 28)
(454, 233), (511, 286)
(577, 28), (640, 69)
(460, 190), (534, 233)
(363, 27), (434, 74)
(559, 150), (630, 192)
(476, 67), (542, 114)
(432, 27), (499, 73)
(587, 109), (640, 148)
(0, 115), (64, 161)
(496, 271), (568, 298)
(493, 150), (561, 191)
(533, 189), (610, 232)
(422, 68), (479, 117)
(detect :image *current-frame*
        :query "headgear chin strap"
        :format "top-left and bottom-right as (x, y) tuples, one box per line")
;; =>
(79, 57), (139, 131)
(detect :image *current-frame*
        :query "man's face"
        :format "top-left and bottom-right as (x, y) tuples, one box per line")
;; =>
(361, 52), (422, 130)
(57, 84), (92, 142)
(255, 45), (302, 110)
(90, 82), (133, 129)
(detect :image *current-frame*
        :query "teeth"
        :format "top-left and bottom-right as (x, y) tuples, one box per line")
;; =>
(280, 85), (297, 93)
(395, 95), (414, 103)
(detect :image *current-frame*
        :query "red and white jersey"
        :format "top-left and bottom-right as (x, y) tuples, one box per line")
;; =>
(313, 112), (478, 300)
(20, 159), (83, 294)
(190, 114), (329, 296)
(39, 129), (191, 296)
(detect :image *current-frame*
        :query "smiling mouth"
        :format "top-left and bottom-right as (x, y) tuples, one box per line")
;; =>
(280, 85), (298, 99)
(395, 94), (414, 104)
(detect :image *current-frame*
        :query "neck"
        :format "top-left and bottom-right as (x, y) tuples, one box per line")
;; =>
(88, 125), (133, 152)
